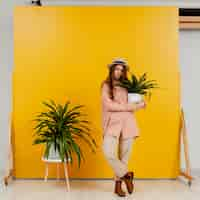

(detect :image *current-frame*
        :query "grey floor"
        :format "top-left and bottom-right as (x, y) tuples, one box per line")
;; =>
(0, 177), (200, 199)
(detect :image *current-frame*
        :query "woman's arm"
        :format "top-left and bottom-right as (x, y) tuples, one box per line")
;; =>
(101, 83), (137, 112)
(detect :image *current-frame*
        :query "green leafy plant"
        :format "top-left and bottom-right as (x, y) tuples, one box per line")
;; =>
(117, 72), (159, 101)
(32, 99), (98, 168)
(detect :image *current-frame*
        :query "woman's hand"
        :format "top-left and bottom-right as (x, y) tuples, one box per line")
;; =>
(135, 100), (146, 110)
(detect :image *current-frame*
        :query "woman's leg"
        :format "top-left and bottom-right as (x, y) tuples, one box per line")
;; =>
(102, 134), (129, 180)
(115, 135), (134, 180)
(118, 136), (134, 166)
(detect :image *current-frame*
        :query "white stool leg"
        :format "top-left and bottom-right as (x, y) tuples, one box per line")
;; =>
(44, 162), (48, 182)
(56, 163), (60, 181)
(63, 162), (70, 191)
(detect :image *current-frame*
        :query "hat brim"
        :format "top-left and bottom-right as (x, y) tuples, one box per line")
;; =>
(107, 63), (129, 70)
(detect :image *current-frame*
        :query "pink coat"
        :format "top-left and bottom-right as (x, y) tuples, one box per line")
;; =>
(101, 82), (140, 139)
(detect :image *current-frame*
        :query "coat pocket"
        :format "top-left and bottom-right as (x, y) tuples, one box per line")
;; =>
(108, 114), (121, 127)
(106, 114), (122, 136)
(103, 114), (111, 133)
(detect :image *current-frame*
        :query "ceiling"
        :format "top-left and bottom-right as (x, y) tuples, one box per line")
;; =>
(41, 0), (200, 7)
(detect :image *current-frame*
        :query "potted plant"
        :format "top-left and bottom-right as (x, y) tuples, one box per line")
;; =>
(32, 99), (98, 168)
(117, 72), (159, 103)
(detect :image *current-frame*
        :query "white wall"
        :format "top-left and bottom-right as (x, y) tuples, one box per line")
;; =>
(0, 1), (200, 182)
(180, 30), (200, 175)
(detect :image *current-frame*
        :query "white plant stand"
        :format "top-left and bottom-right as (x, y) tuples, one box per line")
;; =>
(41, 156), (71, 191)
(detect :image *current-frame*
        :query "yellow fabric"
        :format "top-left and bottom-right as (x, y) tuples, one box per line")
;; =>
(13, 6), (180, 178)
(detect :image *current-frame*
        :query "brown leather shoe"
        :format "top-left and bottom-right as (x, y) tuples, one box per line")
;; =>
(114, 180), (126, 197)
(127, 171), (134, 180)
(120, 171), (134, 194)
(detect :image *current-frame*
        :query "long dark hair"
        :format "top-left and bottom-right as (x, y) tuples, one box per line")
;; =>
(100, 64), (129, 100)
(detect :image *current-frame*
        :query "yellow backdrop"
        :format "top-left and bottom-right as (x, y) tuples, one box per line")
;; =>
(13, 6), (180, 178)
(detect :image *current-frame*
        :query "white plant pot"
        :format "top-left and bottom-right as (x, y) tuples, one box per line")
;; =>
(128, 93), (143, 103)
(47, 145), (60, 160)
(43, 144), (70, 162)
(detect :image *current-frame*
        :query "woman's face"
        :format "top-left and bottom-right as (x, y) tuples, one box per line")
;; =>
(113, 64), (124, 80)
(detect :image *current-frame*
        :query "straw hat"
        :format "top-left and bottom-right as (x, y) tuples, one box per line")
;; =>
(107, 57), (129, 71)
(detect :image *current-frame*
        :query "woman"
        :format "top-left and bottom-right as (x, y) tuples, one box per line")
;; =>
(100, 58), (146, 197)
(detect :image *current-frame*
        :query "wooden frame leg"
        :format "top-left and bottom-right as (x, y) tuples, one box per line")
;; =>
(56, 163), (60, 181)
(3, 169), (13, 186)
(63, 162), (70, 191)
(44, 162), (48, 182)
(179, 108), (193, 186)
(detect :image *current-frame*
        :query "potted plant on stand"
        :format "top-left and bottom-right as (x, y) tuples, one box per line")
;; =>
(32, 99), (98, 168)
(117, 72), (159, 103)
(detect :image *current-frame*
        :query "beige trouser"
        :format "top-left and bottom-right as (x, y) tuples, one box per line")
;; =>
(102, 133), (134, 180)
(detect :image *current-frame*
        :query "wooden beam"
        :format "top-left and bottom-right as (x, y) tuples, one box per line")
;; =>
(179, 16), (200, 30)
